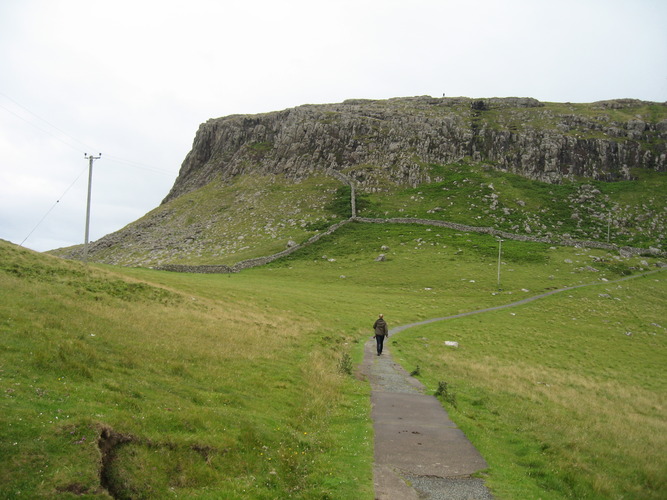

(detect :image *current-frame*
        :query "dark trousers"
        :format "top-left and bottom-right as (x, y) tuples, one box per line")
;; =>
(375, 334), (386, 354)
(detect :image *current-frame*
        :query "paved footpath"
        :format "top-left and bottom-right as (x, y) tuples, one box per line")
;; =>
(363, 334), (493, 500)
(363, 269), (666, 499)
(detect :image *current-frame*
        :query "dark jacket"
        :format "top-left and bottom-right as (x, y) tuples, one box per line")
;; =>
(373, 318), (388, 337)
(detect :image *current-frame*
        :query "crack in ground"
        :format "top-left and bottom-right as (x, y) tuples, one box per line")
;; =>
(97, 425), (134, 499)
(93, 424), (224, 499)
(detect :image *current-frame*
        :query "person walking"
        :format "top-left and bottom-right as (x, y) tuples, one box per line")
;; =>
(373, 314), (389, 355)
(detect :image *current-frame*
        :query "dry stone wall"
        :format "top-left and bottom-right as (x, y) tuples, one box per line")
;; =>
(154, 216), (664, 274)
(154, 219), (352, 273)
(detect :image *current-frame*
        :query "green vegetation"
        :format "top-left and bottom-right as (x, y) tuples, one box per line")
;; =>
(3, 218), (665, 497)
(0, 241), (373, 499)
(393, 276), (666, 499)
(327, 185), (372, 219)
(248, 141), (274, 154)
(49, 164), (665, 268)
(23, 97), (667, 497)
(358, 164), (666, 249)
(69, 174), (343, 267)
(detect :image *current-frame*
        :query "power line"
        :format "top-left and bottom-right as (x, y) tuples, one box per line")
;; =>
(0, 91), (177, 175)
(3, 91), (179, 248)
(0, 100), (89, 154)
(19, 167), (89, 247)
(103, 154), (176, 175)
(0, 91), (98, 153)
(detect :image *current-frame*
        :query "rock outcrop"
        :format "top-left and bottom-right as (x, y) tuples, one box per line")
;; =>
(164, 96), (667, 202)
(50, 96), (667, 267)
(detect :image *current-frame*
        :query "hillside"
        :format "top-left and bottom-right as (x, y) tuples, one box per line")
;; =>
(0, 239), (374, 498)
(3, 224), (666, 498)
(50, 96), (667, 266)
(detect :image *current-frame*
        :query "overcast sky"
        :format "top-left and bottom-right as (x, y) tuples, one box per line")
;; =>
(1, 0), (665, 252)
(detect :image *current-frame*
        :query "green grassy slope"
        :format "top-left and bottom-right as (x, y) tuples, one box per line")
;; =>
(49, 166), (666, 267)
(0, 241), (373, 499)
(356, 165), (667, 249)
(392, 275), (667, 499)
(3, 218), (666, 498)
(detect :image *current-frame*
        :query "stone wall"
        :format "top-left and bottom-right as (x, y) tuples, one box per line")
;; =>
(153, 264), (232, 274)
(354, 217), (664, 256)
(155, 219), (352, 273)
(155, 216), (663, 274)
(230, 219), (351, 271)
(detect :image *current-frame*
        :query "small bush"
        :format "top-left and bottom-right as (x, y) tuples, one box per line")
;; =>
(434, 381), (457, 408)
(471, 100), (488, 111)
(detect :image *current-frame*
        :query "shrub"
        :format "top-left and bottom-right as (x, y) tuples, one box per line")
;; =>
(435, 381), (457, 408)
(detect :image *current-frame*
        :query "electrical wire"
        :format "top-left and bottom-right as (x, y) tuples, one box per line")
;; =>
(19, 167), (89, 247)
(0, 92), (97, 154)
(1, 91), (179, 246)
(0, 91), (177, 175)
(0, 100), (90, 154)
(103, 154), (177, 175)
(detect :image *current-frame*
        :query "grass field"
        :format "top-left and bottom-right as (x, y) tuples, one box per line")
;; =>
(0, 241), (373, 499)
(2, 220), (665, 498)
(392, 274), (666, 499)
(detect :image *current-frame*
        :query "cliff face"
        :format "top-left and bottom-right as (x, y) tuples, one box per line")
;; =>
(49, 96), (667, 267)
(164, 96), (667, 202)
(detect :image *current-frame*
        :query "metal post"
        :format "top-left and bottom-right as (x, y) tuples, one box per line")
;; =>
(350, 182), (356, 218)
(497, 238), (503, 291)
(83, 153), (101, 263)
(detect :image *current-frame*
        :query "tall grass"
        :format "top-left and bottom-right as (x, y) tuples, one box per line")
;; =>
(0, 242), (373, 498)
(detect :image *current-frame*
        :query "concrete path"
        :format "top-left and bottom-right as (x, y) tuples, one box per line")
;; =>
(364, 269), (666, 499)
(364, 337), (493, 500)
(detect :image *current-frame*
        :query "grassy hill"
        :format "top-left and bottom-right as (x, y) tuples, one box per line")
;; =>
(0, 241), (372, 499)
(3, 219), (666, 498)
(51, 165), (666, 267)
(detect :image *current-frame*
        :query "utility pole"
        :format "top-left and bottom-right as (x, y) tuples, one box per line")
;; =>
(350, 181), (356, 218)
(83, 153), (101, 263)
(497, 238), (504, 291)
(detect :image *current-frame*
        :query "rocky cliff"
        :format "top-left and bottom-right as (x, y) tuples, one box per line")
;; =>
(50, 96), (667, 267)
(164, 96), (667, 202)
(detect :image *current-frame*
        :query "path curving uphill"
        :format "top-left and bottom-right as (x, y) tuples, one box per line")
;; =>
(364, 269), (665, 499)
